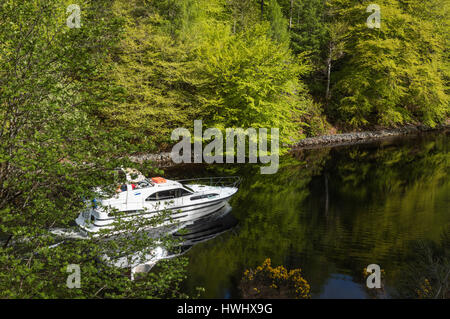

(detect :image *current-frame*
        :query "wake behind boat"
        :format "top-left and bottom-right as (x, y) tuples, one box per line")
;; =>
(74, 170), (241, 235)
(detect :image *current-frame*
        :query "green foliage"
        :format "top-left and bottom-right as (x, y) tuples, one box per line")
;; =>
(329, 0), (449, 128)
(0, 0), (189, 298)
(226, 0), (260, 33)
(100, 0), (205, 147)
(102, 0), (313, 145)
(196, 22), (310, 142)
(266, 0), (289, 44)
(98, 0), (450, 140)
(288, 0), (328, 59)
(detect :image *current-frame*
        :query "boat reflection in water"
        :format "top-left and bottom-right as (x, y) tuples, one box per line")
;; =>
(104, 203), (238, 279)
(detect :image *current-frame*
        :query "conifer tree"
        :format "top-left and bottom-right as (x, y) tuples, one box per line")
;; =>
(266, 0), (290, 44)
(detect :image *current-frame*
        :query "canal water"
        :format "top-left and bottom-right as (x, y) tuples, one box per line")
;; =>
(165, 130), (449, 298)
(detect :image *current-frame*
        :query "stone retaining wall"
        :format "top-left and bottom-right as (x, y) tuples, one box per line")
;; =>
(130, 125), (449, 167)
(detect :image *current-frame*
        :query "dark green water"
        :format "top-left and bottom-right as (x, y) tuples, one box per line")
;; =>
(165, 131), (449, 298)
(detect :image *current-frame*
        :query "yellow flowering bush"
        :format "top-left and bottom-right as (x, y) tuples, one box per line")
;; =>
(416, 279), (434, 299)
(240, 258), (311, 299)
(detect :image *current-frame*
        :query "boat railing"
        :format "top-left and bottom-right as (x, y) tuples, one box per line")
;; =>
(176, 176), (242, 188)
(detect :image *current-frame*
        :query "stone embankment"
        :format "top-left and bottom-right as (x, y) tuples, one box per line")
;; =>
(131, 124), (449, 167)
(288, 125), (448, 150)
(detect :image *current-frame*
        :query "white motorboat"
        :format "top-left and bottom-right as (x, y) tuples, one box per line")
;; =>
(75, 170), (241, 235)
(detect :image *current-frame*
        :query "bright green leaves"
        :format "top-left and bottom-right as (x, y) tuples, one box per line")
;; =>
(103, 0), (313, 146)
(196, 23), (309, 143)
(329, 0), (449, 128)
(0, 0), (188, 299)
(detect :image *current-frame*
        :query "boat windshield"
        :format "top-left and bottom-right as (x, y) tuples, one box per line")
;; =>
(135, 179), (154, 189)
(183, 185), (195, 193)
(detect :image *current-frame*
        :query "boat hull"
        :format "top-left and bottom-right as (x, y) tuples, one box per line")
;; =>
(76, 196), (233, 235)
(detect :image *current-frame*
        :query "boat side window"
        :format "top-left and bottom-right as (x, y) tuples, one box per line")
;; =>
(190, 193), (219, 201)
(177, 188), (192, 197)
(146, 188), (192, 201)
(146, 190), (173, 201)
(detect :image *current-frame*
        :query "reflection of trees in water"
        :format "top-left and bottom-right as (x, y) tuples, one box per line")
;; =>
(318, 134), (450, 289)
(304, 134), (449, 295)
(181, 151), (331, 297)
(181, 133), (449, 298)
(394, 226), (449, 299)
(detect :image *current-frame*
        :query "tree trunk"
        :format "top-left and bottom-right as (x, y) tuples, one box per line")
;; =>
(3, 234), (12, 248)
(261, 0), (264, 18)
(326, 60), (331, 100)
(326, 46), (332, 100)
(289, 0), (294, 30)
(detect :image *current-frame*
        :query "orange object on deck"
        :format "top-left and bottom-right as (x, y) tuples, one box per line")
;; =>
(151, 177), (167, 184)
